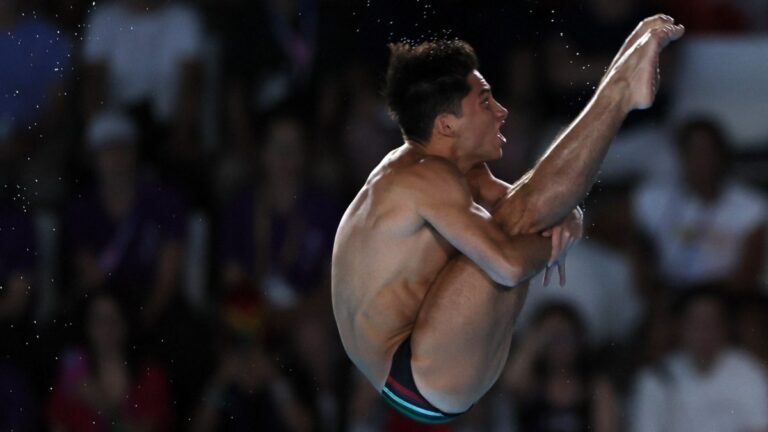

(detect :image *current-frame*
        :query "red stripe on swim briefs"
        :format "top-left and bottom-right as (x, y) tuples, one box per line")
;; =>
(386, 376), (430, 405)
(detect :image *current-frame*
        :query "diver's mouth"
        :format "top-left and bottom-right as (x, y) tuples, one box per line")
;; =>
(497, 132), (506, 144)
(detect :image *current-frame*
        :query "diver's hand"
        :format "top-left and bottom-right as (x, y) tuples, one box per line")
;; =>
(541, 207), (583, 286)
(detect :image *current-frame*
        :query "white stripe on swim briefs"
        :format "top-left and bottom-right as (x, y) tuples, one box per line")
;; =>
(382, 387), (444, 418)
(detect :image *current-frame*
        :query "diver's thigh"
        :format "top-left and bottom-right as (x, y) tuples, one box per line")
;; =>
(409, 255), (529, 413)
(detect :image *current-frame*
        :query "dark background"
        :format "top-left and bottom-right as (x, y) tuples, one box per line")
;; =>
(1, 0), (768, 430)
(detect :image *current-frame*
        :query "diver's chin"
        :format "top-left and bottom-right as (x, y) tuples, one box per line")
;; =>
(485, 148), (503, 161)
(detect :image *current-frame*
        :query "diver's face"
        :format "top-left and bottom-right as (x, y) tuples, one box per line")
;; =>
(455, 71), (509, 161)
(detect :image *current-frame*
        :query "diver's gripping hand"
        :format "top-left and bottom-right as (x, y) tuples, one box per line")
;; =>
(602, 14), (685, 112)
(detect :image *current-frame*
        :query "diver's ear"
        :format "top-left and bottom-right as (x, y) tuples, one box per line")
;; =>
(434, 112), (459, 139)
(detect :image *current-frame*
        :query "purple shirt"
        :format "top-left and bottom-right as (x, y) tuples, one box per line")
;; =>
(219, 185), (340, 294)
(64, 176), (187, 300)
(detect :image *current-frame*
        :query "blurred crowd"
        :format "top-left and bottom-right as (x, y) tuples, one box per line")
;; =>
(1, 0), (768, 431)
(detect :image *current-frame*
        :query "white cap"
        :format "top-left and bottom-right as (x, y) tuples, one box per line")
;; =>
(86, 111), (137, 150)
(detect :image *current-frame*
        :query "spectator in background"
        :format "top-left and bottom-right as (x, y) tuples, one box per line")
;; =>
(0, 360), (38, 431)
(63, 111), (187, 329)
(307, 65), (382, 198)
(192, 329), (312, 432)
(0, 188), (40, 402)
(519, 190), (643, 346)
(218, 114), (342, 429)
(209, 0), (323, 205)
(0, 0), (72, 203)
(629, 305), (677, 381)
(501, 303), (619, 432)
(734, 293), (768, 366)
(82, 0), (206, 205)
(47, 291), (173, 431)
(219, 114), (339, 311)
(632, 118), (768, 293)
(340, 63), (401, 190)
(210, 0), (318, 114)
(0, 189), (37, 352)
(629, 288), (768, 432)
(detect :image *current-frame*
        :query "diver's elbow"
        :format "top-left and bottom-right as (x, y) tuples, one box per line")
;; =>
(492, 263), (525, 288)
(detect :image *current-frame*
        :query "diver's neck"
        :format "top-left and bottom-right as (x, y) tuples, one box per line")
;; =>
(405, 139), (477, 174)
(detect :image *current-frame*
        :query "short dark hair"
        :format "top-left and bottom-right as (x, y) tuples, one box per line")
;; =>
(671, 284), (732, 320)
(676, 117), (730, 161)
(531, 300), (586, 336)
(384, 40), (479, 143)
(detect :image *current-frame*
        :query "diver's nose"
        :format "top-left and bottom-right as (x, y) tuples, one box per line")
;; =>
(496, 102), (509, 122)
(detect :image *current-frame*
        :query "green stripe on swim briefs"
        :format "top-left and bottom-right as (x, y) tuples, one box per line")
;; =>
(381, 388), (456, 425)
(382, 391), (448, 424)
(382, 387), (443, 418)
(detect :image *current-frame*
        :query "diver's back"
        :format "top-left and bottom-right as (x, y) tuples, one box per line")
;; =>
(331, 146), (455, 389)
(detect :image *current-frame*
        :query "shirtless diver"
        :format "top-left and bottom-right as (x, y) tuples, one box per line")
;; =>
(332, 15), (684, 423)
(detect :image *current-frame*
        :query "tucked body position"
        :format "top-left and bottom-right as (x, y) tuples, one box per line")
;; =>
(332, 15), (684, 423)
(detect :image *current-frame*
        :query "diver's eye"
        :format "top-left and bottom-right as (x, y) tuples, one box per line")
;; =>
(481, 98), (490, 106)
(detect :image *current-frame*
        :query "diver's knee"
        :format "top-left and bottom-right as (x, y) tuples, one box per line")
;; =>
(410, 356), (480, 414)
